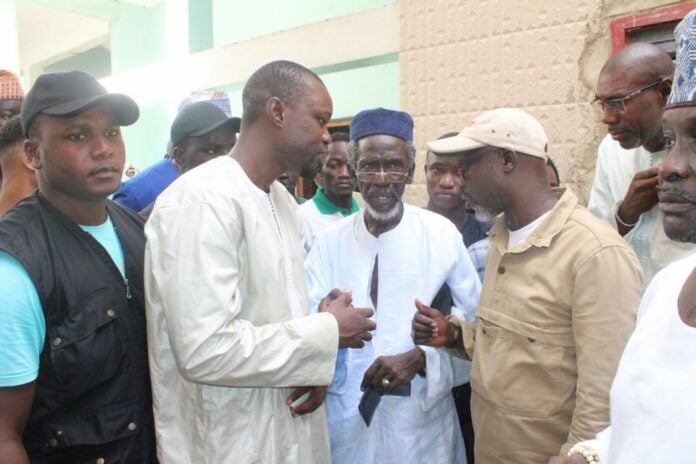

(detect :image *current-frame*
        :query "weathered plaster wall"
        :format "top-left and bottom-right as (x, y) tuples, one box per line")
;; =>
(400, 0), (685, 206)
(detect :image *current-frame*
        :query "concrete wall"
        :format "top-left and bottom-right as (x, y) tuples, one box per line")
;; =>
(399, 0), (686, 206)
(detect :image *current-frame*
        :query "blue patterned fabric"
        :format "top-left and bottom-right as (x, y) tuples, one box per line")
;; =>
(668, 8), (696, 107)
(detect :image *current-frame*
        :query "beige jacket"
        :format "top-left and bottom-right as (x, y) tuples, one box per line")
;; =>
(451, 189), (642, 463)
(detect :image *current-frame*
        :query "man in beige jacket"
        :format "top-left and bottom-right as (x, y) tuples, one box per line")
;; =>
(413, 108), (642, 463)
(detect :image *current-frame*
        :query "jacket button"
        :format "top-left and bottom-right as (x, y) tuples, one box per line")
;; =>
(128, 422), (137, 431)
(49, 438), (58, 447)
(482, 328), (487, 334)
(106, 309), (116, 318)
(52, 337), (62, 347)
(497, 266), (506, 274)
(96, 458), (105, 464)
(528, 337), (536, 343)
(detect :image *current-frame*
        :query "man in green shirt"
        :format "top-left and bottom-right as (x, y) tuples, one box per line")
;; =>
(300, 131), (359, 250)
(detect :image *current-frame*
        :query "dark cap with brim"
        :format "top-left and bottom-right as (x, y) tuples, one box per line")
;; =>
(171, 101), (240, 146)
(21, 70), (139, 136)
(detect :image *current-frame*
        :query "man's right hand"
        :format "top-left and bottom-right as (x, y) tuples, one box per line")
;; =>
(617, 167), (659, 233)
(321, 291), (376, 349)
(412, 299), (452, 347)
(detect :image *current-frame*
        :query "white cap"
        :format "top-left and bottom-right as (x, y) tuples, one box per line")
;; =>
(427, 108), (548, 160)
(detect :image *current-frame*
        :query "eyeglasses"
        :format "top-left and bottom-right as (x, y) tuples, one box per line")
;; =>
(355, 169), (409, 182)
(593, 80), (663, 113)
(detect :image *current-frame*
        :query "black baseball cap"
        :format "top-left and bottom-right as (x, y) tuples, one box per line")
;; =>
(171, 101), (241, 146)
(21, 70), (139, 136)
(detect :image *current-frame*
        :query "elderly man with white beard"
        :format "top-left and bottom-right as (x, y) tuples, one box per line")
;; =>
(305, 108), (481, 463)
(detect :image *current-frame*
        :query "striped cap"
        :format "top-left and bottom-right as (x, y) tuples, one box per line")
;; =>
(0, 70), (24, 101)
(667, 9), (696, 108)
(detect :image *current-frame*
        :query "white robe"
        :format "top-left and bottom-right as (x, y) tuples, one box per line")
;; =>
(577, 252), (696, 462)
(145, 156), (339, 464)
(305, 205), (481, 464)
(299, 198), (353, 252)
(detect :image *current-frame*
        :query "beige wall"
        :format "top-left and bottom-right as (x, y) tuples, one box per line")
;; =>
(400, 0), (686, 206)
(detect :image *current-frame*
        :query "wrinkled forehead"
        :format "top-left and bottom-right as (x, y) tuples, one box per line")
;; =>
(426, 149), (462, 167)
(356, 134), (406, 158)
(596, 59), (658, 97)
(663, 105), (696, 134)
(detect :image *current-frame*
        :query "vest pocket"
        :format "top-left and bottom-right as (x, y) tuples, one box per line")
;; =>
(47, 287), (123, 396)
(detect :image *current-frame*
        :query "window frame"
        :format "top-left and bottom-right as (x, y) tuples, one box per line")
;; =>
(610, 2), (696, 54)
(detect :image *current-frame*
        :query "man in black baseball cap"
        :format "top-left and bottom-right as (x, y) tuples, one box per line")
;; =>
(0, 70), (156, 463)
(20, 70), (139, 136)
(132, 101), (240, 219)
(170, 100), (240, 173)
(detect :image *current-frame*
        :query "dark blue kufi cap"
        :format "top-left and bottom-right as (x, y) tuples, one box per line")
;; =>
(668, 9), (696, 108)
(349, 107), (414, 142)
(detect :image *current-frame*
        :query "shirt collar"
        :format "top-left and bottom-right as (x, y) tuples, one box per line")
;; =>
(312, 187), (359, 216)
(489, 188), (577, 254)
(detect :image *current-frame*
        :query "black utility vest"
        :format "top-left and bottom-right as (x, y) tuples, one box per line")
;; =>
(0, 193), (156, 463)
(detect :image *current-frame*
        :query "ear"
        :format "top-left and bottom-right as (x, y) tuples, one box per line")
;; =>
(24, 139), (42, 170)
(659, 78), (672, 103)
(266, 97), (286, 128)
(19, 146), (36, 172)
(500, 149), (517, 174)
(171, 145), (185, 173)
(406, 164), (416, 184)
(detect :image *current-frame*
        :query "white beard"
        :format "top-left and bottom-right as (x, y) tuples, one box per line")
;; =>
(365, 202), (402, 222)
(472, 204), (498, 223)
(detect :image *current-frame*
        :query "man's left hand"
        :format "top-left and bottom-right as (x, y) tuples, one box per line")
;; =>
(360, 348), (425, 393)
(286, 386), (326, 416)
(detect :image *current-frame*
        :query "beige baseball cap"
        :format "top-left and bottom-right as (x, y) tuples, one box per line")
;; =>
(427, 108), (548, 160)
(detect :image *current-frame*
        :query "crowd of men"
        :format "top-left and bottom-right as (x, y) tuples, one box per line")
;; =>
(0, 9), (695, 464)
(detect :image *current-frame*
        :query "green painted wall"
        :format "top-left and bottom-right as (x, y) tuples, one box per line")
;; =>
(110, 3), (167, 73)
(44, 46), (111, 78)
(108, 0), (398, 170)
(212, 0), (396, 46)
(217, 54), (399, 120)
(189, 0), (213, 53)
(127, 54), (399, 170)
(319, 55), (400, 118)
(121, 100), (172, 170)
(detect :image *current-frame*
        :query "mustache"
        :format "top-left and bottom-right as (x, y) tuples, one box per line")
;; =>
(658, 185), (696, 203)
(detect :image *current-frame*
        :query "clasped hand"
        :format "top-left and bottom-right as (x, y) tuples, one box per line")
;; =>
(319, 288), (376, 349)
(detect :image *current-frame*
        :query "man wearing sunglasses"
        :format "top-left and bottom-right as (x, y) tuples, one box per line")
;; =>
(588, 42), (694, 283)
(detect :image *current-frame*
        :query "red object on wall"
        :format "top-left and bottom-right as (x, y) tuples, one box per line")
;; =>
(610, 2), (696, 54)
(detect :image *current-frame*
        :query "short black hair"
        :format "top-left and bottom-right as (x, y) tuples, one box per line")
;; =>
(25, 113), (44, 139)
(0, 116), (24, 153)
(331, 131), (349, 143)
(242, 60), (322, 123)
